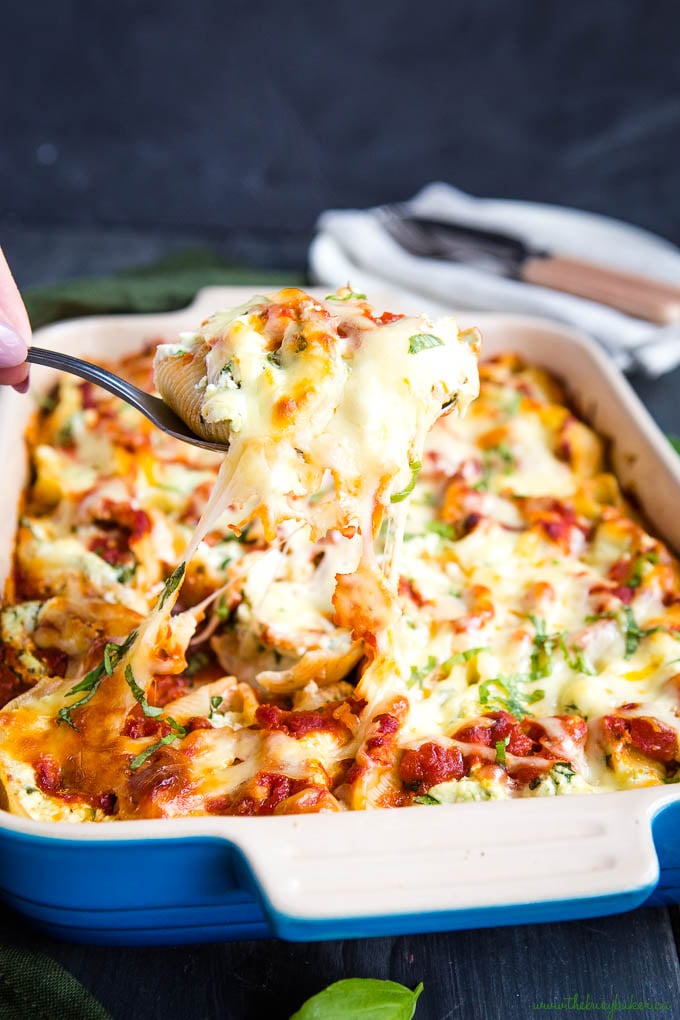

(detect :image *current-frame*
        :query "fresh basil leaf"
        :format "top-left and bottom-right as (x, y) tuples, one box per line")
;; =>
(125, 664), (163, 717)
(390, 460), (421, 504)
(414, 794), (439, 805)
(408, 333), (443, 354)
(158, 562), (186, 609)
(290, 978), (423, 1020)
(668, 434), (680, 456)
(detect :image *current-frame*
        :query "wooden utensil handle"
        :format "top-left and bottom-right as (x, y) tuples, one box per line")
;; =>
(522, 255), (680, 324)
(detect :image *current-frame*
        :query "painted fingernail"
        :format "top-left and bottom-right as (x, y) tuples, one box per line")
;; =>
(0, 321), (29, 368)
(12, 376), (30, 394)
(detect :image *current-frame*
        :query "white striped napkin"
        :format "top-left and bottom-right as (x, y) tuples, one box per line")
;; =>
(310, 183), (680, 375)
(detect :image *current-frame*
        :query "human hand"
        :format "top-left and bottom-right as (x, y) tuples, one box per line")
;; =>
(0, 247), (31, 392)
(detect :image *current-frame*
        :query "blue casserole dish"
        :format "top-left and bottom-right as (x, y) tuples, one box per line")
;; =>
(1, 290), (679, 945)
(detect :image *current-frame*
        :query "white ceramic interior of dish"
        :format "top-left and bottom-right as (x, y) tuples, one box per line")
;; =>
(1, 285), (679, 926)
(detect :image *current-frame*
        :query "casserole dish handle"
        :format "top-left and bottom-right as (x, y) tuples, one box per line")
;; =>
(231, 788), (676, 940)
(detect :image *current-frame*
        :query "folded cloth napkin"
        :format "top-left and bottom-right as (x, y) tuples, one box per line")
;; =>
(310, 182), (680, 376)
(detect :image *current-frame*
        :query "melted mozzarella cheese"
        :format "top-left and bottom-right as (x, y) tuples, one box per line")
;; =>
(5, 321), (680, 821)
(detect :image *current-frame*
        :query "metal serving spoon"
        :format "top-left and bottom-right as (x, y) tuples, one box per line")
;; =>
(25, 347), (228, 453)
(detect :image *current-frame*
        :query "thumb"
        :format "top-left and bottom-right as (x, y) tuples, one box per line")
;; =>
(0, 247), (31, 390)
(0, 246), (31, 344)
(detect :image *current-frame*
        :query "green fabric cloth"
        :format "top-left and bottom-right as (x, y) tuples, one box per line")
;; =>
(24, 248), (306, 330)
(5, 248), (302, 1016)
(0, 945), (112, 1020)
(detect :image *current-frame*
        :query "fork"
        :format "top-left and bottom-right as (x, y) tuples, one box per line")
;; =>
(377, 204), (680, 324)
(25, 347), (228, 453)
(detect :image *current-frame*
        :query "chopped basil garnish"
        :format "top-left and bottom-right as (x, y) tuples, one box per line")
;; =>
(528, 615), (560, 681)
(586, 606), (680, 658)
(166, 716), (187, 736)
(390, 459), (421, 503)
(479, 675), (543, 720)
(58, 629), (138, 729)
(414, 794), (440, 806)
(129, 732), (180, 771)
(473, 442), (514, 491)
(408, 333), (443, 354)
(495, 736), (510, 764)
(103, 642), (119, 676)
(325, 290), (366, 302)
(115, 562), (138, 584)
(158, 562), (186, 609)
(441, 647), (489, 675)
(408, 656), (438, 689)
(215, 595), (231, 621)
(425, 520), (456, 541)
(128, 716), (188, 771)
(629, 551), (659, 588)
(560, 640), (596, 676)
(186, 650), (210, 677)
(505, 390), (522, 417)
(553, 762), (576, 782)
(209, 695), (224, 720)
(124, 664), (162, 717)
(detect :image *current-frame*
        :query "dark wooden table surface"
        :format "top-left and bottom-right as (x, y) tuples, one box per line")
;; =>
(2, 229), (680, 1020)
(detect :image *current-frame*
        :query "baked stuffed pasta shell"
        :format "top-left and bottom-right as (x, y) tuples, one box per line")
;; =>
(154, 337), (232, 446)
(153, 287), (480, 545)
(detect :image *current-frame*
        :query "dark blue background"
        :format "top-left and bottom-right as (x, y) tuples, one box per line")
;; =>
(3, 0), (680, 262)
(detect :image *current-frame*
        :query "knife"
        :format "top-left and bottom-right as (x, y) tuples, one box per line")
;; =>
(379, 209), (680, 324)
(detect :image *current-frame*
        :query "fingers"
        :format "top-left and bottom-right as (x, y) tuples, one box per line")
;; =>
(0, 363), (29, 390)
(0, 320), (28, 367)
(0, 246), (32, 391)
(0, 247), (31, 341)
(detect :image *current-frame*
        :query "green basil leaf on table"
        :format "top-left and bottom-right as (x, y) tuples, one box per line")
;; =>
(290, 978), (423, 1020)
